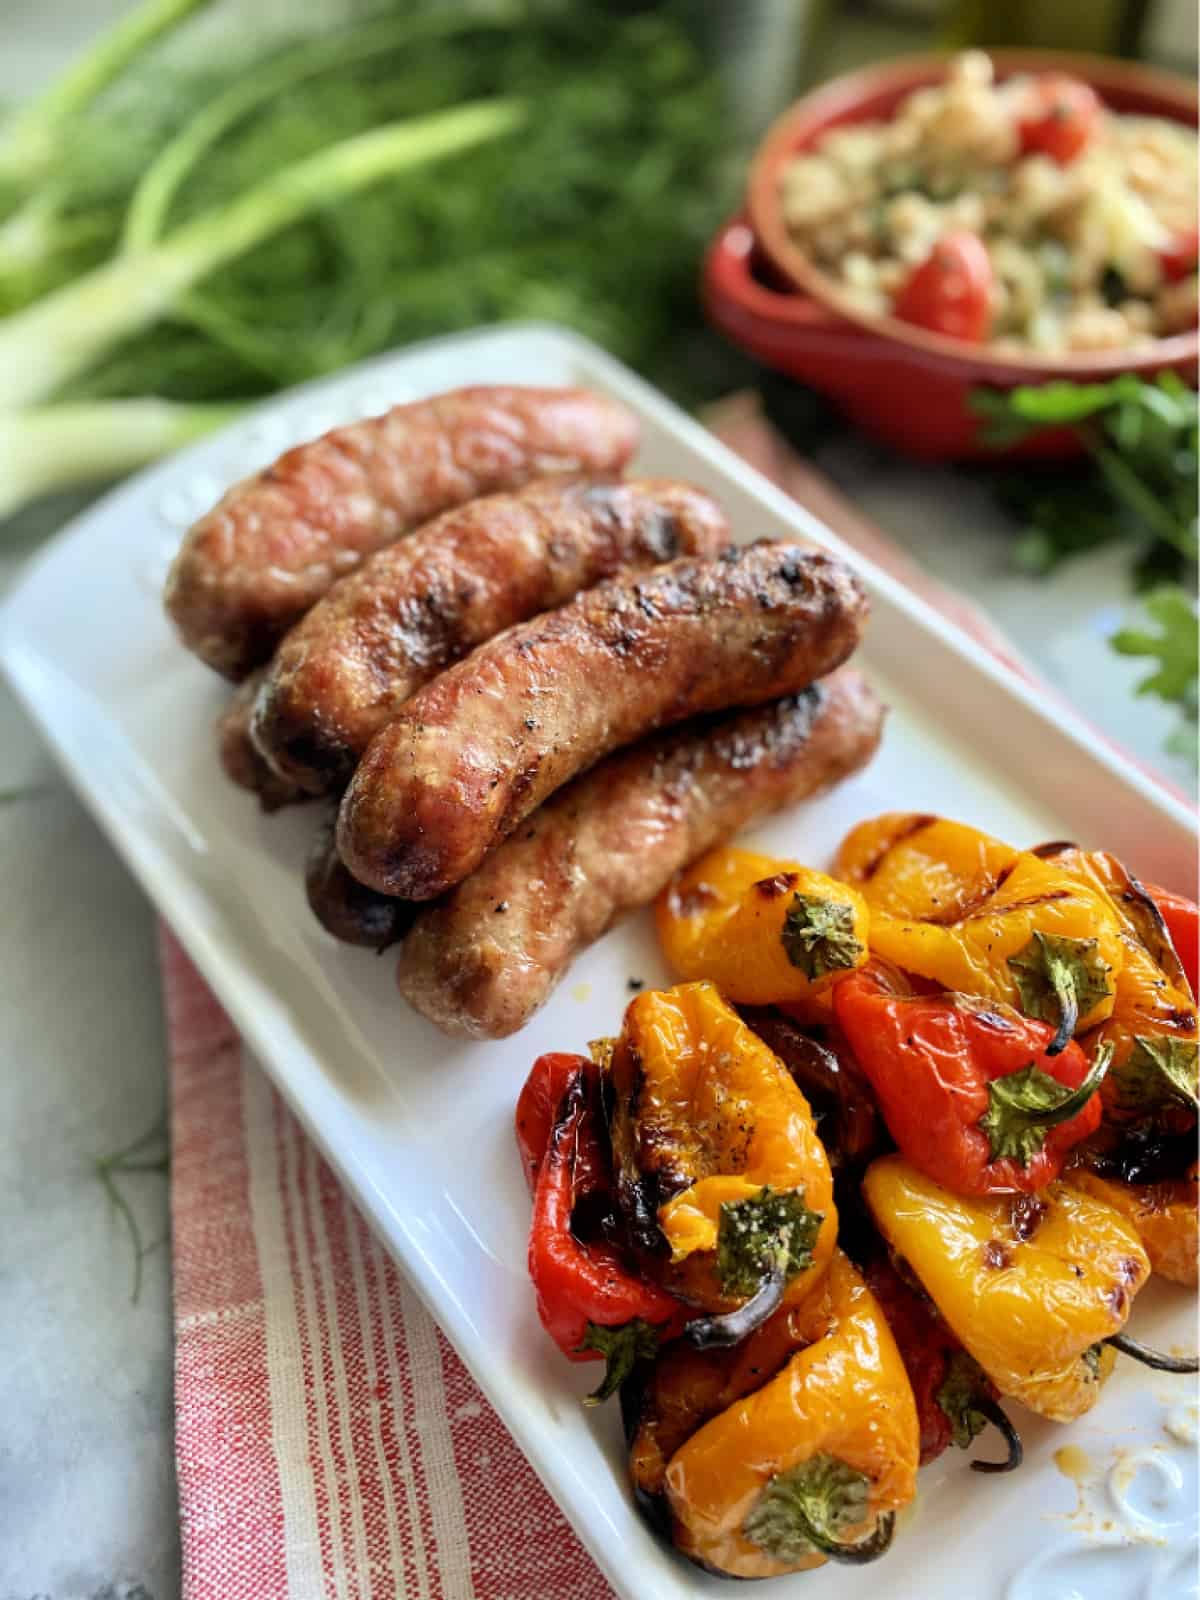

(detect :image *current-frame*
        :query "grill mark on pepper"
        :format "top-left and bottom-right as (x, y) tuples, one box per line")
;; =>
(1009, 1195), (1048, 1242)
(982, 1240), (1012, 1270)
(958, 889), (1071, 921)
(1031, 840), (1076, 859)
(670, 882), (719, 919)
(1162, 1008), (1197, 1032)
(753, 872), (799, 900)
(860, 814), (937, 880)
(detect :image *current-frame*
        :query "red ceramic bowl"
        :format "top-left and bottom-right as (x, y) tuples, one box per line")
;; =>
(704, 51), (1198, 460)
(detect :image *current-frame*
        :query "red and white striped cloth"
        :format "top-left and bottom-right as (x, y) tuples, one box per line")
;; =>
(162, 402), (1162, 1600)
(167, 927), (616, 1600)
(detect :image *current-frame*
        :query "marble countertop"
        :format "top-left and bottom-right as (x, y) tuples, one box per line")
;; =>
(0, 10), (1191, 1600)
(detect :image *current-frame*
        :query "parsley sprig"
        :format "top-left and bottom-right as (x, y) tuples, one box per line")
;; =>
(972, 376), (1197, 764)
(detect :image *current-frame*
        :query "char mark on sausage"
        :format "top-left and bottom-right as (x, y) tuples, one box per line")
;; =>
(165, 386), (638, 680)
(396, 667), (884, 1038)
(251, 476), (728, 794)
(338, 542), (869, 900)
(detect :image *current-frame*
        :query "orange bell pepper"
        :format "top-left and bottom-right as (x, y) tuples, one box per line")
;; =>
(656, 846), (868, 1008)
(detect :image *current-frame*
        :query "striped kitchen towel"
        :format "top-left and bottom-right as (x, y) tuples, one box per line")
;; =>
(167, 923), (616, 1600)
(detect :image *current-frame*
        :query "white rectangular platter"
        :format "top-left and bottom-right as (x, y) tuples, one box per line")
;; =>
(2, 323), (1196, 1600)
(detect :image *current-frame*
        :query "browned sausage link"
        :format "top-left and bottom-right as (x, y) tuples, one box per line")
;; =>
(396, 668), (884, 1038)
(305, 815), (415, 950)
(251, 477), (729, 796)
(216, 672), (308, 812)
(165, 386), (639, 681)
(338, 543), (868, 900)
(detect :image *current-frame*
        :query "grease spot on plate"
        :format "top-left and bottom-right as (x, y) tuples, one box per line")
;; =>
(571, 981), (592, 1003)
(1055, 1445), (1094, 1486)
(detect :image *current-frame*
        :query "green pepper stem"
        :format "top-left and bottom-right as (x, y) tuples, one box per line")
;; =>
(1030, 1044), (1112, 1128)
(818, 1513), (896, 1566)
(969, 1397), (1024, 1474)
(1108, 1333), (1199, 1374)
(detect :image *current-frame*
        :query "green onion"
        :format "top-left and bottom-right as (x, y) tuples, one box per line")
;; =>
(0, 98), (526, 409)
(0, 0), (213, 191)
(0, 398), (241, 520)
(122, 6), (520, 252)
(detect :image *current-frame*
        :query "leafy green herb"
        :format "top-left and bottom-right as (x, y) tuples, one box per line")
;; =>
(744, 1454), (884, 1563)
(1008, 932), (1113, 1052)
(780, 894), (863, 980)
(1112, 588), (1199, 765)
(715, 1185), (822, 1299)
(978, 1046), (1111, 1168)
(1110, 1036), (1199, 1118)
(577, 1317), (663, 1407)
(971, 377), (1198, 766)
(936, 1351), (991, 1450)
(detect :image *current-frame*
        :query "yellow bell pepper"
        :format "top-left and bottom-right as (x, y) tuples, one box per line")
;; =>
(1030, 846), (1197, 1285)
(837, 815), (1126, 1049)
(863, 1154), (1150, 1422)
(606, 981), (837, 1330)
(1033, 844), (1198, 1115)
(659, 1251), (919, 1579)
(1068, 1166), (1198, 1288)
(655, 846), (869, 1007)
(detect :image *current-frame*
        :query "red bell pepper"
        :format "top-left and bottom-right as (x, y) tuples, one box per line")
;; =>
(524, 1056), (688, 1403)
(516, 1051), (609, 1195)
(1143, 882), (1199, 1001)
(832, 963), (1108, 1196)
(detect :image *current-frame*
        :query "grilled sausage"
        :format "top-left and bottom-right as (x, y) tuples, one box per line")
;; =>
(251, 477), (728, 795)
(216, 673), (307, 812)
(305, 815), (414, 949)
(397, 668), (884, 1038)
(338, 543), (868, 900)
(165, 386), (639, 680)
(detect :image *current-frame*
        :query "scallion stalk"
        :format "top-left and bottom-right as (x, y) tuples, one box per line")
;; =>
(0, 0), (213, 190)
(0, 97), (526, 408)
(0, 398), (241, 518)
(123, 6), (519, 251)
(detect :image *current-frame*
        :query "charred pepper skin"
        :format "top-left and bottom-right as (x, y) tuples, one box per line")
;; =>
(658, 1252), (919, 1580)
(837, 815), (1125, 1048)
(1068, 1166), (1198, 1288)
(605, 982), (837, 1330)
(1032, 845), (1197, 1116)
(863, 1154), (1150, 1423)
(524, 1056), (688, 1388)
(1034, 847), (1198, 1283)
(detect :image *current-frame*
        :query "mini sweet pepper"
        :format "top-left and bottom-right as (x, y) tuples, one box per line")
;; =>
(522, 1052), (688, 1402)
(837, 815), (1125, 1051)
(863, 1153), (1151, 1422)
(606, 981), (837, 1344)
(656, 846), (869, 1008)
(833, 961), (1108, 1195)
